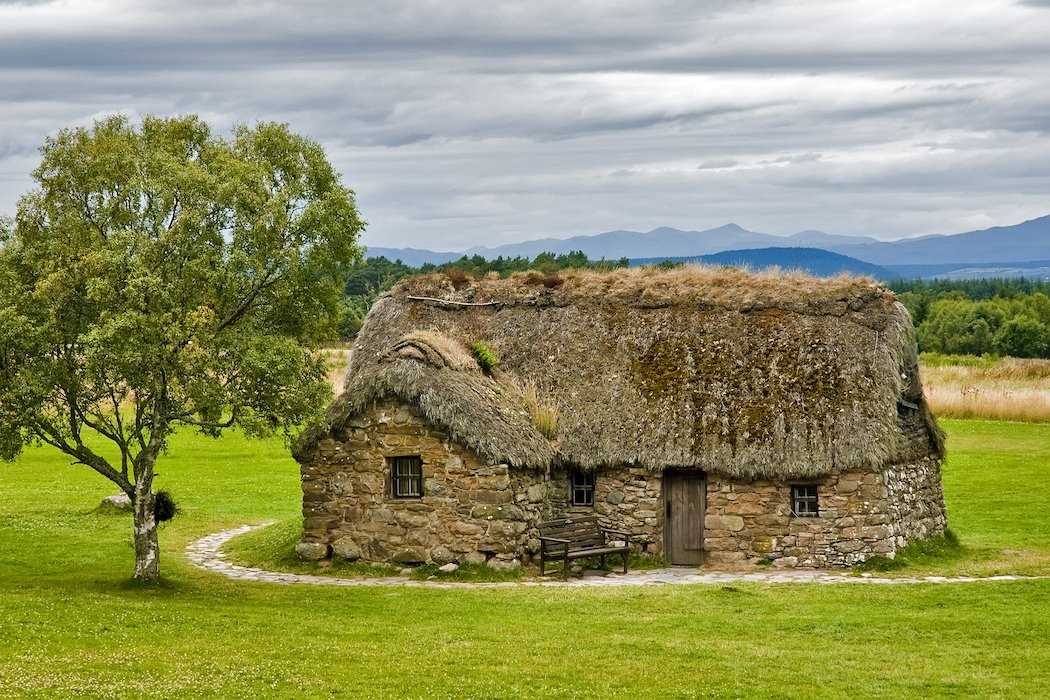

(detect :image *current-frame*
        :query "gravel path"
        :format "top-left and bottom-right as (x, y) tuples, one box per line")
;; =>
(187, 523), (1047, 589)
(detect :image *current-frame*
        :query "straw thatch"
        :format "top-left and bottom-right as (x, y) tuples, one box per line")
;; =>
(313, 266), (943, 479)
(324, 330), (556, 469)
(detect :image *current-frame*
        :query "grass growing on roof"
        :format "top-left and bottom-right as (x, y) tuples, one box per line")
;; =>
(397, 264), (889, 315)
(470, 340), (499, 373)
(514, 377), (559, 439)
(1, 420), (1050, 697)
(355, 266), (927, 479)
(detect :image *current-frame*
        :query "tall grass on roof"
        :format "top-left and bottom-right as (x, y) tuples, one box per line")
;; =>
(513, 378), (560, 439)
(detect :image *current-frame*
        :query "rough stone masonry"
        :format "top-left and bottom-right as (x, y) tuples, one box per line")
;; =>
(296, 402), (946, 569)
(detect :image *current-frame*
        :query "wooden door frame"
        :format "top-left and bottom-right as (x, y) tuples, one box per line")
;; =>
(662, 469), (706, 566)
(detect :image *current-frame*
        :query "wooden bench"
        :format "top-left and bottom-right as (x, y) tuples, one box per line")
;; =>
(538, 515), (631, 577)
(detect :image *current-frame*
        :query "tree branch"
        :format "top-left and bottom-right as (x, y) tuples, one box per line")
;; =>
(175, 411), (237, 430)
(33, 419), (134, 495)
(167, 195), (180, 231)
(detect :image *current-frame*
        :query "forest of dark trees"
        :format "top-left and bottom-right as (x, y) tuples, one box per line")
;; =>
(889, 279), (1050, 358)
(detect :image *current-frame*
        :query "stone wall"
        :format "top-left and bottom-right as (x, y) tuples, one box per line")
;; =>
(885, 457), (948, 545)
(704, 461), (947, 567)
(298, 401), (548, 568)
(551, 466), (665, 555)
(298, 402), (947, 569)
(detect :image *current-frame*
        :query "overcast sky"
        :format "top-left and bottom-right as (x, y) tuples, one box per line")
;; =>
(1, 1), (1049, 250)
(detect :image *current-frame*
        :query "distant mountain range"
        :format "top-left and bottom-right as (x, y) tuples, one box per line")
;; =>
(365, 215), (1050, 278)
(633, 248), (894, 280)
(888, 260), (1050, 281)
(365, 222), (880, 264)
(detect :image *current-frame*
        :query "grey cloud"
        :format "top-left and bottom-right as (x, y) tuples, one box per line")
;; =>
(0, 0), (1048, 247)
(764, 153), (823, 165)
(697, 159), (738, 170)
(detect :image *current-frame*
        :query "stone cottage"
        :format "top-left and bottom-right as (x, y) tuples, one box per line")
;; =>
(293, 267), (947, 569)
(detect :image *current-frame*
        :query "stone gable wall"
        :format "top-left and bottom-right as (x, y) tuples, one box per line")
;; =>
(885, 457), (948, 544)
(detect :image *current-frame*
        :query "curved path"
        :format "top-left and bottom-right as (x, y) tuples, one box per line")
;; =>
(187, 524), (1046, 589)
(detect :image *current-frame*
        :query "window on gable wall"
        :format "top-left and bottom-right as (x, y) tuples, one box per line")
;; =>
(790, 484), (819, 517)
(389, 456), (423, 499)
(571, 469), (595, 507)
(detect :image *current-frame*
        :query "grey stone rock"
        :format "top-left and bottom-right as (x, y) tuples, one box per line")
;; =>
(606, 490), (625, 505)
(437, 562), (459, 573)
(394, 511), (430, 529)
(469, 504), (523, 521)
(429, 545), (456, 565)
(463, 551), (487, 566)
(423, 478), (447, 496)
(705, 514), (745, 532)
(449, 521), (484, 536)
(391, 548), (427, 565)
(833, 540), (863, 553)
(295, 541), (329, 561)
(485, 558), (521, 572)
(331, 537), (362, 562)
(98, 493), (132, 513)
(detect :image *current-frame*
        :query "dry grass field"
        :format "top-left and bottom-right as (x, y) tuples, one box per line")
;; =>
(922, 356), (1050, 423)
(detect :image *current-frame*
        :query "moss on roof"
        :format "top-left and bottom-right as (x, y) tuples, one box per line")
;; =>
(303, 266), (943, 478)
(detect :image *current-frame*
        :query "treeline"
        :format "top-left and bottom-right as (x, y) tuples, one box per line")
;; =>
(888, 279), (1050, 358)
(339, 251), (627, 338)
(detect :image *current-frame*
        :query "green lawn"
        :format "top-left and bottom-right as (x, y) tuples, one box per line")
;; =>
(1, 420), (1049, 698)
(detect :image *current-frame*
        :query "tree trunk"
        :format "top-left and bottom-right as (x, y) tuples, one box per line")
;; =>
(132, 483), (160, 582)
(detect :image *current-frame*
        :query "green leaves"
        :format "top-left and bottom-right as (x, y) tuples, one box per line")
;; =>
(0, 114), (365, 468)
(993, 316), (1050, 359)
(470, 341), (499, 374)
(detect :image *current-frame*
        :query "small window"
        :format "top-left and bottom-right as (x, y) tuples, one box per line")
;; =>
(390, 456), (423, 499)
(571, 470), (595, 507)
(790, 484), (819, 517)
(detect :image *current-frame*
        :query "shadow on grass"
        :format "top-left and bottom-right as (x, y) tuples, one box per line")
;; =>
(115, 576), (186, 595)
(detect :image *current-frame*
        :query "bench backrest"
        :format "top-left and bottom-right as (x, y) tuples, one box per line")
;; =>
(538, 515), (605, 550)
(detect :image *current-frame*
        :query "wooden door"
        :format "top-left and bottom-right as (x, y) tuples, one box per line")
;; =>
(664, 471), (705, 565)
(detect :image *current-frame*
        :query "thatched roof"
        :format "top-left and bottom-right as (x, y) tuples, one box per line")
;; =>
(309, 266), (943, 479)
(323, 330), (555, 468)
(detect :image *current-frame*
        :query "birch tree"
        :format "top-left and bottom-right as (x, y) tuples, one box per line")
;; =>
(0, 115), (364, 581)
